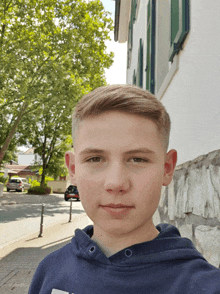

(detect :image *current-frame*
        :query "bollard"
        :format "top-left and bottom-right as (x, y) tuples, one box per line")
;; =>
(38, 204), (45, 237)
(69, 200), (73, 222)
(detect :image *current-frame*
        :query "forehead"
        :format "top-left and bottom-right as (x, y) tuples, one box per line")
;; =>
(73, 111), (164, 153)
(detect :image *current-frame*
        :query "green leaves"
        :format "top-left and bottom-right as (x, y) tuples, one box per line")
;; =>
(0, 0), (114, 167)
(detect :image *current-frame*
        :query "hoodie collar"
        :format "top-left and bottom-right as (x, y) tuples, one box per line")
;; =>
(72, 224), (205, 266)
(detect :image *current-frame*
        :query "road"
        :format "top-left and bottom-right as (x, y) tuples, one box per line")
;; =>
(0, 191), (86, 249)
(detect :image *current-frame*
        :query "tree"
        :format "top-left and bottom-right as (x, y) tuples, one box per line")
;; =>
(0, 112), (18, 165)
(27, 91), (75, 186)
(31, 135), (73, 186)
(0, 0), (114, 164)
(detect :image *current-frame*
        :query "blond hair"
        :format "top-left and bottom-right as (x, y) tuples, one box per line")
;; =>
(72, 84), (171, 150)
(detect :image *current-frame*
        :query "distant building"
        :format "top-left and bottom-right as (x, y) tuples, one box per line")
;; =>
(4, 164), (39, 179)
(18, 147), (42, 166)
(1, 147), (41, 179)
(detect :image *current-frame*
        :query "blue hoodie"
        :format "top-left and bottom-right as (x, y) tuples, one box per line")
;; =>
(28, 223), (220, 294)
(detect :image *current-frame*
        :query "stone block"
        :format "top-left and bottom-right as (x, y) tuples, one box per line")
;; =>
(195, 225), (220, 268)
(178, 224), (193, 241)
(186, 166), (219, 218)
(175, 175), (190, 218)
(168, 180), (175, 221)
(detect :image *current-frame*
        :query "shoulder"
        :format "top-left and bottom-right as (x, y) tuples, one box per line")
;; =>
(188, 261), (220, 293)
(28, 242), (76, 293)
(39, 242), (74, 271)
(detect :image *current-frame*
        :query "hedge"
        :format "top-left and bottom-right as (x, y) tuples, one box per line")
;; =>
(28, 186), (52, 195)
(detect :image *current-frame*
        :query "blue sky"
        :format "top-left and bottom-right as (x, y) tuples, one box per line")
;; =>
(101, 0), (115, 19)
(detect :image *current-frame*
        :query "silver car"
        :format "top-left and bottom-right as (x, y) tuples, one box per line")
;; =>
(7, 177), (31, 192)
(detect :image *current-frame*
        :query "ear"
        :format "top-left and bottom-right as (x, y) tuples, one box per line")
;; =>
(162, 149), (177, 186)
(65, 151), (76, 185)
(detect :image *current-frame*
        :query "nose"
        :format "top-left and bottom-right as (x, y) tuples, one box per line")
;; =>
(104, 161), (130, 194)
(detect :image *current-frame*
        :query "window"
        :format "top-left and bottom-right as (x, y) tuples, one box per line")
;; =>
(152, 0), (190, 98)
(127, 0), (138, 69)
(145, 0), (156, 93)
(169, 0), (190, 61)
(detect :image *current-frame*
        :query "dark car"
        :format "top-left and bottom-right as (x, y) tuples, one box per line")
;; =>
(64, 185), (80, 201)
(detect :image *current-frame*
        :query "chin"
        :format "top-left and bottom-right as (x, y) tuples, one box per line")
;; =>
(98, 220), (137, 236)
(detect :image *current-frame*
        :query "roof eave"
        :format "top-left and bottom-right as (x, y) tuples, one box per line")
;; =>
(114, 0), (131, 43)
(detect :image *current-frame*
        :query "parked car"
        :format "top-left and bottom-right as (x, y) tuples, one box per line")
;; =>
(7, 177), (31, 192)
(64, 185), (80, 201)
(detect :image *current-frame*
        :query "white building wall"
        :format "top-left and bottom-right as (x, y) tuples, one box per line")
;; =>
(162, 0), (220, 164)
(127, 0), (220, 165)
(18, 154), (41, 165)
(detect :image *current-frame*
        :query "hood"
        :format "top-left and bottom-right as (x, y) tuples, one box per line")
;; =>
(72, 223), (205, 267)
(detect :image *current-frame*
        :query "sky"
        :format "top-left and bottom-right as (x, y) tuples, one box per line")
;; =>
(100, 0), (127, 85)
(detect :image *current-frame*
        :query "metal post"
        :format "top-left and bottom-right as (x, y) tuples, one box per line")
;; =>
(38, 204), (45, 237)
(69, 200), (73, 222)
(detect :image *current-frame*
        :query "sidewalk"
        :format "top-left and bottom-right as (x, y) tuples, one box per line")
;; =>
(0, 192), (80, 249)
(0, 212), (92, 293)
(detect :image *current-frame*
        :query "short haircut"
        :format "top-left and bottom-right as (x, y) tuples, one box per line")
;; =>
(72, 84), (171, 150)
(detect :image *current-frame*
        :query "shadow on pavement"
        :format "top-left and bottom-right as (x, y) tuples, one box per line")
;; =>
(0, 193), (84, 223)
(0, 236), (74, 292)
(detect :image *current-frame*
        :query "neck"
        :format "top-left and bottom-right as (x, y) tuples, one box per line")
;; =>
(91, 222), (159, 257)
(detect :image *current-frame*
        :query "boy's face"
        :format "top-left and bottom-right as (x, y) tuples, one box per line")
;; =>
(66, 111), (177, 238)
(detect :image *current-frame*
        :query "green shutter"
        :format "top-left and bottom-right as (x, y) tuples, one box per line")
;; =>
(133, 69), (136, 85)
(146, 0), (155, 93)
(137, 38), (143, 88)
(128, 0), (138, 50)
(128, 20), (133, 50)
(171, 0), (179, 46)
(146, 1), (151, 91)
(133, 0), (137, 22)
(169, 0), (190, 61)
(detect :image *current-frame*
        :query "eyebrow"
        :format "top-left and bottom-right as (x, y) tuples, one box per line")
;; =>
(79, 148), (155, 156)
(79, 148), (105, 156)
(124, 148), (155, 155)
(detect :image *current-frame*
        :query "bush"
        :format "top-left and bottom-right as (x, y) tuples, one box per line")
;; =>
(30, 179), (40, 187)
(29, 177), (54, 188)
(0, 176), (6, 184)
(44, 186), (52, 194)
(28, 186), (52, 195)
(0, 173), (8, 184)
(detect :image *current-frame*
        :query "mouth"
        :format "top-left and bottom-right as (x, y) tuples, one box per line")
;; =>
(100, 203), (134, 217)
(101, 203), (133, 209)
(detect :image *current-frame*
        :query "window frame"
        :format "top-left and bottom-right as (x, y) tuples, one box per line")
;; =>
(169, 0), (190, 62)
(145, 0), (156, 93)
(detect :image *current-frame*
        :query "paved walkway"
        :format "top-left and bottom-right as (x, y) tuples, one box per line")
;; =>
(0, 192), (92, 293)
(0, 212), (92, 293)
(0, 192), (84, 248)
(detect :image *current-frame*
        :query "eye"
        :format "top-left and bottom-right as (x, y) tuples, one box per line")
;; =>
(130, 157), (148, 163)
(86, 156), (102, 163)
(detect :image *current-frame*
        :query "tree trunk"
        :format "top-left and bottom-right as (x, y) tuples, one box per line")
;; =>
(40, 136), (47, 187)
(40, 170), (46, 187)
(0, 102), (28, 164)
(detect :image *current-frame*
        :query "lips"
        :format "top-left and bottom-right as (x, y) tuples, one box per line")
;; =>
(101, 203), (133, 208)
(100, 203), (134, 217)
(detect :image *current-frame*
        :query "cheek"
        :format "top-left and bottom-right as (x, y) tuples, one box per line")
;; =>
(76, 177), (99, 207)
(137, 166), (164, 186)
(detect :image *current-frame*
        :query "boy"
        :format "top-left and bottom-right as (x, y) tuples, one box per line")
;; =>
(29, 85), (220, 294)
